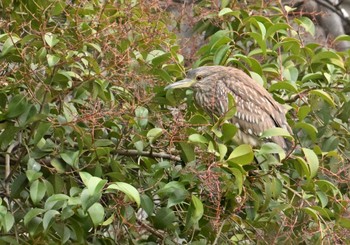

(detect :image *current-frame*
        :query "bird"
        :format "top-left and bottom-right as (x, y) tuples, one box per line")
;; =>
(165, 65), (293, 151)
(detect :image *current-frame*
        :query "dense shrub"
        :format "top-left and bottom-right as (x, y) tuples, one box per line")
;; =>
(1, 0), (350, 244)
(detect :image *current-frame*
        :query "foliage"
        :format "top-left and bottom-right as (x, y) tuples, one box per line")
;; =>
(1, 0), (350, 244)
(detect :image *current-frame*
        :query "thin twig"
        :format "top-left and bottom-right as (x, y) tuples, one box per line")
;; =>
(114, 149), (182, 162)
(136, 220), (165, 240)
(4, 141), (19, 191)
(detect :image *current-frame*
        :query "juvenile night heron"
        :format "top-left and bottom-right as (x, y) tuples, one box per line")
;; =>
(165, 66), (293, 151)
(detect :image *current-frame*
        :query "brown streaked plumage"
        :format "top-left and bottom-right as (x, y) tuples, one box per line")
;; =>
(165, 65), (293, 151)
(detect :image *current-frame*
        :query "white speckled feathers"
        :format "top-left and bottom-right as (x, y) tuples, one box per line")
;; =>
(187, 66), (292, 150)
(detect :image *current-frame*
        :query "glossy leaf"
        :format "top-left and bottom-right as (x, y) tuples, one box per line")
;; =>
(30, 180), (46, 205)
(43, 210), (59, 230)
(258, 142), (286, 160)
(61, 151), (79, 168)
(157, 181), (188, 207)
(260, 128), (293, 141)
(302, 148), (319, 179)
(309, 89), (335, 107)
(185, 195), (204, 229)
(153, 207), (176, 229)
(188, 134), (209, 144)
(2, 213), (15, 233)
(221, 123), (237, 143)
(24, 208), (44, 226)
(44, 32), (59, 47)
(135, 107), (149, 128)
(107, 182), (141, 207)
(88, 203), (105, 227)
(147, 128), (163, 143)
(227, 144), (254, 165)
(47, 54), (60, 67)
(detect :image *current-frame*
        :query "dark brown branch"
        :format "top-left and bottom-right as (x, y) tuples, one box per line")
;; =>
(114, 149), (182, 162)
(136, 220), (165, 240)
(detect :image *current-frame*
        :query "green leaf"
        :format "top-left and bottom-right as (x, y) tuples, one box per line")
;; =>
(228, 167), (244, 195)
(10, 173), (28, 198)
(309, 89), (335, 107)
(177, 142), (195, 162)
(146, 50), (166, 64)
(107, 182), (140, 207)
(310, 206), (332, 220)
(7, 94), (29, 119)
(188, 134), (209, 144)
(260, 127), (293, 141)
(338, 217), (350, 229)
(93, 139), (114, 147)
(316, 191), (328, 208)
(24, 208), (44, 226)
(44, 194), (69, 210)
(30, 180), (46, 205)
(88, 203), (105, 227)
(301, 72), (323, 83)
(294, 122), (318, 142)
(218, 7), (233, 16)
(282, 67), (299, 82)
(135, 106), (148, 128)
(311, 51), (344, 69)
(334, 34), (350, 42)
(43, 210), (59, 231)
(297, 105), (311, 121)
(266, 23), (289, 37)
(302, 148), (319, 179)
(51, 1), (66, 15)
(302, 207), (319, 221)
(0, 123), (19, 150)
(224, 93), (237, 120)
(185, 195), (204, 229)
(189, 114), (210, 124)
(249, 32), (266, 54)
(295, 17), (315, 36)
(33, 122), (51, 145)
(227, 144), (254, 165)
(81, 189), (101, 211)
(153, 207), (176, 229)
(269, 80), (298, 93)
(79, 172), (92, 186)
(217, 143), (227, 161)
(221, 123), (237, 143)
(2, 213), (15, 233)
(134, 140), (144, 152)
(47, 54), (60, 67)
(26, 170), (43, 183)
(271, 178), (283, 199)
(315, 180), (340, 196)
(86, 176), (108, 196)
(141, 194), (154, 216)
(213, 44), (230, 65)
(258, 142), (286, 160)
(44, 32), (59, 48)
(295, 156), (310, 179)
(147, 128), (163, 143)
(0, 35), (20, 57)
(157, 181), (188, 207)
(61, 150), (79, 168)
(50, 158), (66, 174)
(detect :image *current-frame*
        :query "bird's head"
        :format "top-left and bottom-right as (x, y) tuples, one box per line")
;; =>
(164, 66), (224, 90)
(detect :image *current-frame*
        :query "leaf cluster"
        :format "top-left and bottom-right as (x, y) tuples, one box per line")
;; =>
(0, 0), (350, 244)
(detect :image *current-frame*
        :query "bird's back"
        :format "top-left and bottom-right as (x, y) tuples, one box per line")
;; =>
(193, 66), (292, 150)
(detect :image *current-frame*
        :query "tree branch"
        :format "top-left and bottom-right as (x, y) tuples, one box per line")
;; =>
(114, 149), (182, 162)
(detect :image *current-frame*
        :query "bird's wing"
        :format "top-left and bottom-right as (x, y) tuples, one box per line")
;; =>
(223, 69), (292, 149)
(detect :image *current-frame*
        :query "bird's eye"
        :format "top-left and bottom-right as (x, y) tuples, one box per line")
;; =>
(196, 75), (202, 81)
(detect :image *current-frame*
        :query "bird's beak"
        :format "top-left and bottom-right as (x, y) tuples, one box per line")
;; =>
(164, 78), (195, 90)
